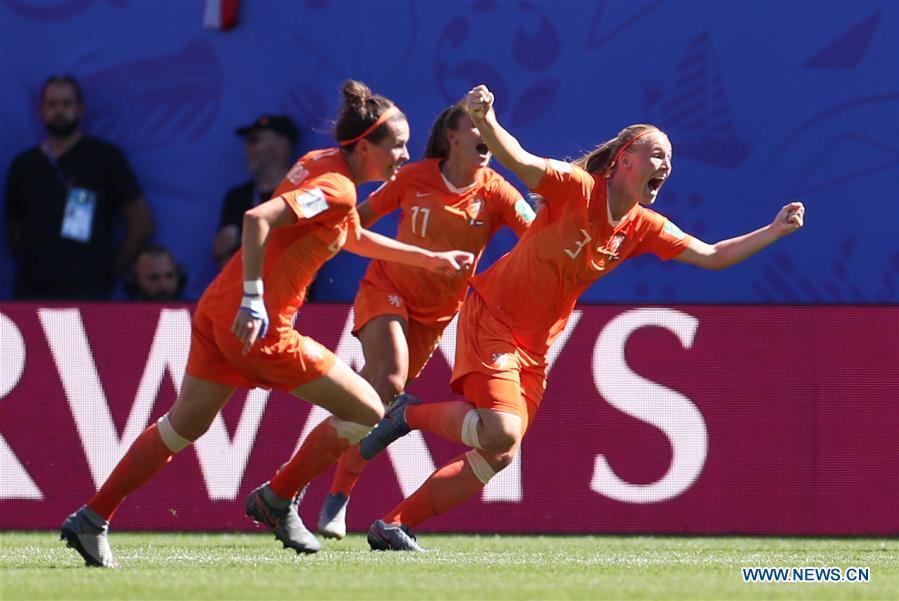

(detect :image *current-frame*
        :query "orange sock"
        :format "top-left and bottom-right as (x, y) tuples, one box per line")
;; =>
(87, 423), (175, 521)
(405, 401), (474, 445)
(269, 418), (351, 500)
(382, 453), (485, 527)
(329, 442), (368, 496)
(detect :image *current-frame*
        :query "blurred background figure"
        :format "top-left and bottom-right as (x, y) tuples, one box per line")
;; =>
(212, 114), (298, 268)
(4, 74), (154, 300)
(126, 244), (187, 301)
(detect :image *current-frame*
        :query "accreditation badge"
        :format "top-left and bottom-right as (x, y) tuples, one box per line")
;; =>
(60, 187), (97, 243)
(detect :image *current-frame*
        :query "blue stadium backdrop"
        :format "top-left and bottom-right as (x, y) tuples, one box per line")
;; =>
(1, 0), (897, 302)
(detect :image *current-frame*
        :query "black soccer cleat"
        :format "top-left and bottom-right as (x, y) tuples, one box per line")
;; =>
(367, 519), (426, 552)
(359, 393), (421, 460)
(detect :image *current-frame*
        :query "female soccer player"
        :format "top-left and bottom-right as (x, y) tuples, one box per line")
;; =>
(313, 101), (535, 539)
(59, 80), (474, 567)
(359, 84), (806, 551)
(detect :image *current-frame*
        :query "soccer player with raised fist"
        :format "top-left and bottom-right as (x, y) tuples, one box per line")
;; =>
(360, 84), (805, 551)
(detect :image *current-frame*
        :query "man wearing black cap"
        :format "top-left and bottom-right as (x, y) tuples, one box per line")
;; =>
(212, 114), (299, 267)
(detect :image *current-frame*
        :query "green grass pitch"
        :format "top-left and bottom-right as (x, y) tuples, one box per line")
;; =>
(2, 532), (896, 600)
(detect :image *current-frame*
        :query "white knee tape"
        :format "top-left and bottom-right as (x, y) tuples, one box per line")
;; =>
(465, 449), (496, 485)
(460, 410), (482, 449)
(157, 414), (192, 452)
(331, 417), (371, 444)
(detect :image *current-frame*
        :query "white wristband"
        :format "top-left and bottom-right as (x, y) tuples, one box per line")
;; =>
(243, 279), (264, 296)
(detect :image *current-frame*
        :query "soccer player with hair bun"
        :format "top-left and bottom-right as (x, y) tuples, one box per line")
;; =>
(59, 80), (474, 567)
(360, 84), (805, 551)
(313, 101), (535, 540)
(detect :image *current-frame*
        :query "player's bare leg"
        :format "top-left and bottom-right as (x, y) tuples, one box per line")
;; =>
(62, 375), (235, 567)
(247, 359), (384, 553)
(319, 315), (410, 538)
(364, 375), (526, 550)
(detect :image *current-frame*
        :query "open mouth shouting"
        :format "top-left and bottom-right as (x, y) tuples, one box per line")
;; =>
(647, 173), (668, 196)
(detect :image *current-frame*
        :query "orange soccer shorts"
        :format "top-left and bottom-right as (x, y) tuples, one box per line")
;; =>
(186, 308), (336, 392)
(450, 292), (546, 430)
(353, 276), (447, 380)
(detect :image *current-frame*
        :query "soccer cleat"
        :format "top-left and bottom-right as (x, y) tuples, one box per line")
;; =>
(245, 483), (320, 554)
(367, 519), (426, 552)
(317, 492), (349, 540)
(359, 392), (421, 460)
(60, 506), (118, 568)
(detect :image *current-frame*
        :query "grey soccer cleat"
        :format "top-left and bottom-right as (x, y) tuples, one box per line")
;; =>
(317, 492), (349, 540)
(60, 506), (118, 568)
(367, 519), (426, 552)
(245, 483), (320, 554)
(359, 393), (422, 460)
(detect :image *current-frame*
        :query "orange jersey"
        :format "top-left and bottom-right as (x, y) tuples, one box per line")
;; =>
(198, 148), (360, 338)
(470, 159), (692, 356)
(361, 159), (534, 324)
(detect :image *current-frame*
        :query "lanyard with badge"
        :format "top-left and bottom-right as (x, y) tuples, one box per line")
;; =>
(44, 142), (97, 244)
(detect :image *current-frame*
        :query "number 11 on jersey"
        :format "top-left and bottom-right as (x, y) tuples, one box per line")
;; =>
(410, 206), (431, 237)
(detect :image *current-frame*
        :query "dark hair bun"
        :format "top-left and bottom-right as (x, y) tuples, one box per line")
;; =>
(341, 80), (372, 111)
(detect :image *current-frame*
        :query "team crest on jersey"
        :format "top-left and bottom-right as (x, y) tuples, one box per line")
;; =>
(387, 294), (402, 307)
(595, 232), (626, 262)
(287, 163), (309, 185)
(467, 198), (484, 227)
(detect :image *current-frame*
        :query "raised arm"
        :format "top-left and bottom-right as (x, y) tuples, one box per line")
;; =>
(465, 85), (546, 190)
(675, 202), (805, 270)
(344, 228), (474, 277)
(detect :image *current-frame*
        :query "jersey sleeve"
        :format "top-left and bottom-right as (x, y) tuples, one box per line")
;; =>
(280, 172), (356, 227)
(489, 177), (534, 237)
(634, 209), (693, 260)
(366, 171), (406, 216)
(531, 159), (594, 210)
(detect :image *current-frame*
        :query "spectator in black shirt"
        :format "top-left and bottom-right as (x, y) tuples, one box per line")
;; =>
(4, 75), (154, 300)
(212, 114), (298, 268)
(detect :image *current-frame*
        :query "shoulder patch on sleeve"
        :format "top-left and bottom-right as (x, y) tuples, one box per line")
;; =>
(286, 163), (309, 184)
(663, 219), (686, 240)
(514, 197), (536, 222)
(296, 187), (329, 218)
(547, 159), (572, 174)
